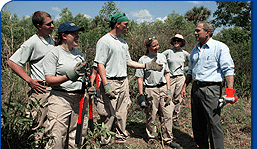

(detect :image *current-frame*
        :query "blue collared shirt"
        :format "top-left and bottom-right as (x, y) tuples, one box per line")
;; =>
(188, 38), (235, 82)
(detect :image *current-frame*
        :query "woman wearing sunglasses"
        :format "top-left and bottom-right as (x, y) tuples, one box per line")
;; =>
(162, 34), (190, 128)
(135, 36), (181, 149)
(43, 22), (88, 149)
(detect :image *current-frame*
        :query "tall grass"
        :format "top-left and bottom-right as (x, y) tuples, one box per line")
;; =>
(1, 82), (39, 148)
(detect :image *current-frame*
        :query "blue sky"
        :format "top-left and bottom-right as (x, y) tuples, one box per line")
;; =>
(2, 1), (223, 34)
(3, 1), (218, 21)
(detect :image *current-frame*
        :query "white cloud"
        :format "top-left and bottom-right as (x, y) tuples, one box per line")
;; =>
(187, 1), (203, 5)
(131, 9), (152, 18)
(83, 13), (91, 19)
(52, 7), (61, 12)
(55, 14), (61, 20)
(130, 9), (153, 23)
(155, 16), (167, 23)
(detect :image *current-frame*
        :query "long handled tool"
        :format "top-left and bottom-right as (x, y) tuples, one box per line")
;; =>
(88, 90), (94, 132)
(93, 73), (100, 106)
(88, 72), (100, 132)
(75, 75), (86, 145)
(75, 63), (91, 145)
(96, 73), (100, 98)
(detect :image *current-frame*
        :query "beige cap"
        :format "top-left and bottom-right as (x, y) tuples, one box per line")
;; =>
(171, 34), (185, 47)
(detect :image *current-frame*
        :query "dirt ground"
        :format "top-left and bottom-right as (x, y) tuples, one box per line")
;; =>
(125, 121), (198, 149)
(92, 102), (198, 149)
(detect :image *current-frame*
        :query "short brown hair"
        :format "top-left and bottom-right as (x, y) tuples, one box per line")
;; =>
(32, 11), (51, 29)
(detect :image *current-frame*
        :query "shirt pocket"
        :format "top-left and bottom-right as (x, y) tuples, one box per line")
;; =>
(203, 56), (217, 69)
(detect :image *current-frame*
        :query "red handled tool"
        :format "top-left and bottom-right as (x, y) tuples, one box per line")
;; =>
(75, 75), (86, 145)
(88, 75), (94, 132)
(96, 73), (100, 98)
(75, 63), (91, 145)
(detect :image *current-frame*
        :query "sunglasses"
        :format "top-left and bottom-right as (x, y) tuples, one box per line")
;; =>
(173, 38), (182, 42)
(148, 36), (156, 41)
(121, 13), (126, 17)
(43, 21), (53, 26)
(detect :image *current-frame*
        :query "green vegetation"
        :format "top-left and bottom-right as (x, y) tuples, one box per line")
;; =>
(1, 1), (251, 148)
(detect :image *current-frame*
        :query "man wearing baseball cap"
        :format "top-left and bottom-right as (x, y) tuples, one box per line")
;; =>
(94, 13), (163, 146)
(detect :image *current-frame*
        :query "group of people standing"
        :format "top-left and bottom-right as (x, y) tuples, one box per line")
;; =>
(8, 10), (235, 149)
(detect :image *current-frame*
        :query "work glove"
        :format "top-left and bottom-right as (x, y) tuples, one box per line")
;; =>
(145, 57), (163, 72)
(165, 89), (173, 105)
(66, 61), (87, 82)
(137, 94), (147, 108)
(218, 88), (238, 108)
(183, 66), (189, 73)
(104, 83), (117, 99)
(88, 86), (96, 96)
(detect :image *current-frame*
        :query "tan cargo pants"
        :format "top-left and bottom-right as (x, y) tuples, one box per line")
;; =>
(96, 78), (131, 144)
(169, 75), (185, 121)
(145, 84), (175, 144)
(45, 90), (88, 149)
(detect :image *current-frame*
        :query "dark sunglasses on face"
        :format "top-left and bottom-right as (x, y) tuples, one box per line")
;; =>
(148, 36), (156, 41)
(173, 39), (182, 42)
(43, 21), (53, 26)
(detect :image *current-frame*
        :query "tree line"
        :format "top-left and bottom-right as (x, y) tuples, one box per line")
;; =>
(1, 1), (251, 99)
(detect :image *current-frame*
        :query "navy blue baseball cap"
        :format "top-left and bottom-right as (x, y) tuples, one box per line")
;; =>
(58, 22), (85, 34)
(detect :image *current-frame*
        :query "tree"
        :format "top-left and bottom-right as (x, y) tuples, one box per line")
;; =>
(184, 6), (211, 25)
(213, 1), (251, 32)
(58, 7), (73, 23)
(166, 11), (193, 30)
(213, 27), (251, 97)
(99, 1), (120, 19)
(91, 1), (120, 33)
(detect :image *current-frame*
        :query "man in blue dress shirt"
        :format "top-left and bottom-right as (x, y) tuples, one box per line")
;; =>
(181, 21), (235, 149)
